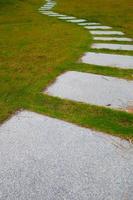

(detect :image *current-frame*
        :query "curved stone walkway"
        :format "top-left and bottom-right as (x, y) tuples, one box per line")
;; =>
(41, 0), (133, 112)
(0, 1), (132, 199)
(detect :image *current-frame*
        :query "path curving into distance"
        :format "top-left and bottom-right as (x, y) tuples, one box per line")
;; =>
(40, 0), (133, 112)
(0, 1), (132, 199)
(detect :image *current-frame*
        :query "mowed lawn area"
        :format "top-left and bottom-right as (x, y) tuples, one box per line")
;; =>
(0, 0), (133, 139)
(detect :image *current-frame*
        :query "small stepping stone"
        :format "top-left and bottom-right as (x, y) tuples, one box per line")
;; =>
(90, 31), (124, 35)
(66, 19), (86, 23)
(81, 52), (133, 69)
(47, 13), (66, 17)
(78, 22), (100, 26)
(58, 16), (76, 20)
(93, 37), (133, 42)
(0, 110), (132, 200)
(45, 71), (133, 110)
(85, 26), (112, 30)
(92, 43), (133, 51)
(39, 11), (53, 14)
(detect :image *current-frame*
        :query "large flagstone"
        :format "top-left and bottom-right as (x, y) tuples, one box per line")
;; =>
(0, 110), (132, 200)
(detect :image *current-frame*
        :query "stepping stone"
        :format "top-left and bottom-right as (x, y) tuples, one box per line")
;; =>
(92, 43), (133, 51)
(78, 22), (100, 26)
(0, 110), (132, 200)
(49, 14), (66, 17)
(90, 31), (124, 35)
(66, 19), (86, 23)
(85, 26), (112, 30)
(93, 37), (133, 42)
(58, 16), (76, 20)
(81, 52), (133, 69)
(47, 13), (66, 17)
(39, 11), (53, 14)
(45, 71), (133, 110)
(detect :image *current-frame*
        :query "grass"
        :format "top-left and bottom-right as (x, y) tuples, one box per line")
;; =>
(0, 0), (133, 139)
(55, 0), (133, 36)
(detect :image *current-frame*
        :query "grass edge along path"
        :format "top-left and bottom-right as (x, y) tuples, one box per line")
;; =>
(0, 0), (133, 140)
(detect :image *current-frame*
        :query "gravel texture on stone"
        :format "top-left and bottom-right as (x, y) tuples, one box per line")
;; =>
(0, 110), (133, 200)
(66, 19), (86, 23)
(85, 26), (112, 30)
(78, 22), (100, 26)
(81, 52), (133, 69)
(92, 43), (133, 51)
(93, 37), (133, 41)
(58, 16), (76, 20)
(45, 71), (133, 109)
(90, 31), (124, 35)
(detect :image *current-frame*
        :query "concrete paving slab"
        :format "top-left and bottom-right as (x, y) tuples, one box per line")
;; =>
(46, 13), (66, 17)
(58, 16), (76, 20)
(92, 43), (133, 51)
(90, 31), (124, 35)
(85, 26), (112, 30)
(45, 71), (133, 110)
(39, 11), (53, 14)
(78, 22), (100, 26)
(0, 110), (133, 200)
(93, 37), (133, 41)
(81, 52), (133, 69)
(66, 19), (86, 23)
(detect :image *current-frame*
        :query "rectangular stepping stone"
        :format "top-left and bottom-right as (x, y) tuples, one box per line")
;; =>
(78, 22), (100, 26)
(93, 37), (133, 42)
(58, 16), (76, 20)
(92, 43), (133, 51)
(81, 52), (133, 69)
(47, 13), (66, 17)
(90, 31), (124, 35)
(0, 110), (132, 200)
(39, 11), (53, 14)
(66, 19), (86, 23)
(85, 26), (112, 30)
(45, 71), (133, 110)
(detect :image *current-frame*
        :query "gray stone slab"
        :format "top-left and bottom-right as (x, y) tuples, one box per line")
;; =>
(66, 19), (86, 23)
(78, 22), (100, 26)
(0, 110), (133, 200)
(90, 31), (124, 35)
(85, 26), (112, 30)
(58, 16), (76, 20)
(81, 52), (133, 69)
(92, 43), (133, 50)
(45, 71), (133, 110)
(39, 11), (53, 14)
(93, 37), (133, 41)
(46, 13), (66, 17)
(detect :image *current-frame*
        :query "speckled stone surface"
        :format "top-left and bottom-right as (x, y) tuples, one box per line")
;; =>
(66, 19), (86, 23)
(45, 71), (133, 109)
(58, 16), (76, 20)
(92, 43), (133, 50)
(78, 22), (100, 26)
(0, 110), (133, 200)
(90, 31), (124, 35)
(81, 52), (133, 69)
(85, 26), (112, 30)
(93, 37), (133, 41)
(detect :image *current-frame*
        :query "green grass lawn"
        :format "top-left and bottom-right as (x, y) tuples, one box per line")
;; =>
(0, 0), (133, 139)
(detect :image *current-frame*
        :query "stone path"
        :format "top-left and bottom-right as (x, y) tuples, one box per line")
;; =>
(41, 0), (133, 111)
(0, 111), (133, 200)
(0, 1), (133, 199)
